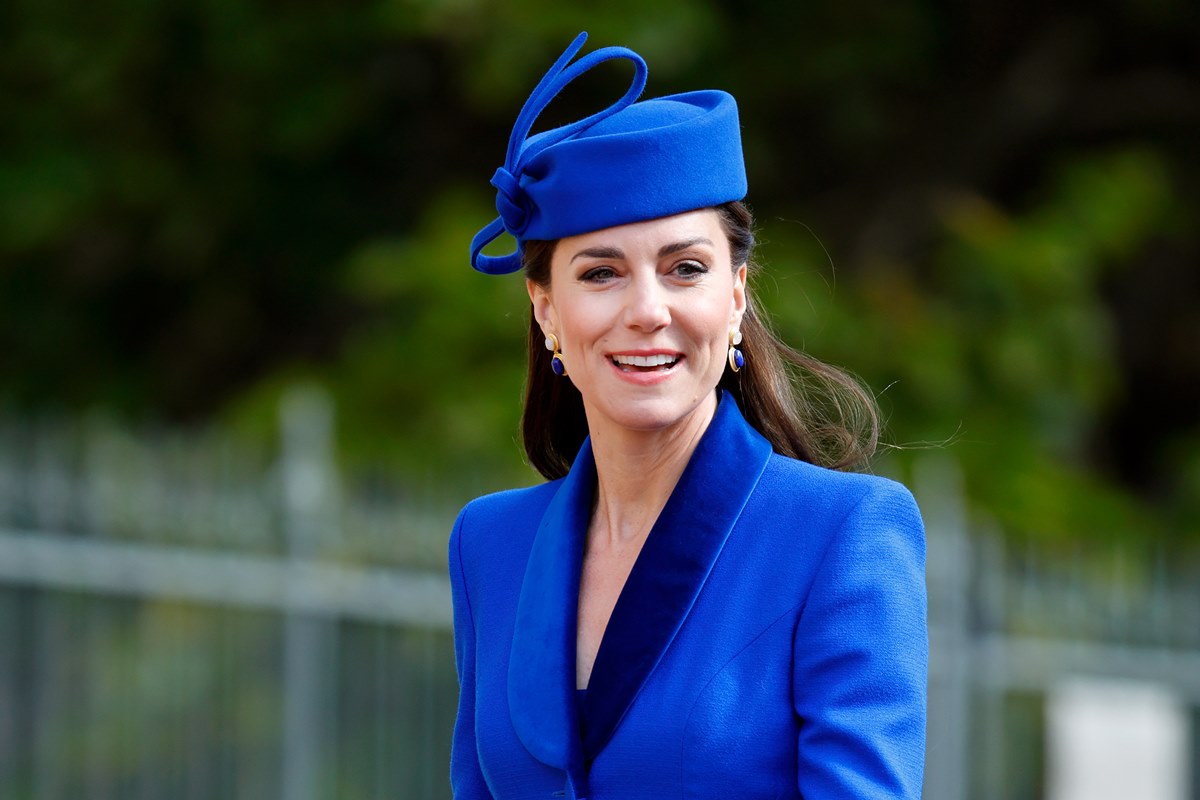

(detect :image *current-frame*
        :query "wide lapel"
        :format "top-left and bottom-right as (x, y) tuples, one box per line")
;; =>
(580, 391), (773, 759)
(508, 439), (595, 777)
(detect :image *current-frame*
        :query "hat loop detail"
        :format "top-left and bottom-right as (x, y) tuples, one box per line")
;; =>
(490, 167), (531, 237)
(470, 32), (648, 274)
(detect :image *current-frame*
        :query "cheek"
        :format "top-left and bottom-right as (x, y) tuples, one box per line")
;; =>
(693, 304), (736, 350)
(557, 305), (609, 355)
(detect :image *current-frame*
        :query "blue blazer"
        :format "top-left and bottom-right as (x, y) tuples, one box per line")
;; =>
(448, 393), (927, 799)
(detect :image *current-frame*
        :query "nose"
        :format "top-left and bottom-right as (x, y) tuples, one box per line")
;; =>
(623, 270), (671, 332)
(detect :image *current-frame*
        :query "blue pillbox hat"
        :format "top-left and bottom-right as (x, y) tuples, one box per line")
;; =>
(470, 32), (748, 275)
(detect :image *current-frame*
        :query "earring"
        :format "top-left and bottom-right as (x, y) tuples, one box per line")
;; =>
(727, 330), (744, 373)
(545, 333), (568, 376)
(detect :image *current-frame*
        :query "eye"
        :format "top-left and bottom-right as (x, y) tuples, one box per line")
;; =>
(580, 266), (617, 283)
(673, 260), (709, 279)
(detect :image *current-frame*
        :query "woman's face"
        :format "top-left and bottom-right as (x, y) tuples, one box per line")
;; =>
(527, 209), (746, 439)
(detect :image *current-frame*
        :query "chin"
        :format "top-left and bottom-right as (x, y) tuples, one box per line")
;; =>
(588, 388), (715, 435)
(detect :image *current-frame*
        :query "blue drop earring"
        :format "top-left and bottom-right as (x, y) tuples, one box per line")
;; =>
(545, 333), (568, 376)
(727, 329), (744, 373)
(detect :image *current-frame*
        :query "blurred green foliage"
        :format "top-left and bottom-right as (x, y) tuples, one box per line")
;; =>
(2, 0), (1198, 544)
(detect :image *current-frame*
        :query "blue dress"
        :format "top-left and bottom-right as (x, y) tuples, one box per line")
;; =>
(448, 391), (927, 798)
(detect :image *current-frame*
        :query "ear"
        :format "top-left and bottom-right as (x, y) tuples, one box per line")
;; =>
(527, 279), (558, 334)
(730, 263), (747, 329)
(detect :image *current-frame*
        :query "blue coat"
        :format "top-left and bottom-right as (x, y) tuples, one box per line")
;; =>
(448, 393), (927, 798)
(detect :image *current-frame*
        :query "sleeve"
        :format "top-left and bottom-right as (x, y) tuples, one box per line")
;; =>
(792, 481), (928, 799)
(448, 505), (495, 799)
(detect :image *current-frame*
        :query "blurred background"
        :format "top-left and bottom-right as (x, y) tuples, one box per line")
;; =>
(1, 1), (1198, 798)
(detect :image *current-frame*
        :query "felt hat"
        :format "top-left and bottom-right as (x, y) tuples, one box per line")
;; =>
(470, 32), (748, 275)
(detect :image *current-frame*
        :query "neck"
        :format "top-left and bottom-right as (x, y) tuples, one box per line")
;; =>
(584, 391), (718, 553)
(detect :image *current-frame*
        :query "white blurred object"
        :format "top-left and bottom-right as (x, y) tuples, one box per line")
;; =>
(1046, 676), (1191, 800)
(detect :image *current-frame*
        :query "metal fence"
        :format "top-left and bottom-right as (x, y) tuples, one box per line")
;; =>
(0, 388), (1197, 799)
(920, 458), (1200, 800)
(0, 388), (458, 800)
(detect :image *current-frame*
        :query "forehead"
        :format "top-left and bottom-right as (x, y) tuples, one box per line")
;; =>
(555, 209), (726, 258)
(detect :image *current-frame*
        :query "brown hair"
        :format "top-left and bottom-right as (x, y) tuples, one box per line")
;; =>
(520, 201), (879, 480)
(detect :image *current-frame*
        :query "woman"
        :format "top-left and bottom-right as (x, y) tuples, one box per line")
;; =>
(450, 33), (927, 799)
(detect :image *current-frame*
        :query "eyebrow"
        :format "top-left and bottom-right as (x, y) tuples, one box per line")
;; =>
(568, 237), (715, 264)
(570, 246), (623, 263)
(658, 237), (714, 257)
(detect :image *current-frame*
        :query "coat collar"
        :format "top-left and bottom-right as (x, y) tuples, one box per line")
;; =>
(507, 427), (593, 780)
(508, 391), (774, 773)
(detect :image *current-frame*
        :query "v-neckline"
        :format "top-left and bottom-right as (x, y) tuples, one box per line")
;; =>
(576, 533), (648, 691)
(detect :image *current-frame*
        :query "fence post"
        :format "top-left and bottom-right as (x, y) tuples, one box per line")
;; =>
(918, 455), (971, 800)
(280, 385), (340, 800)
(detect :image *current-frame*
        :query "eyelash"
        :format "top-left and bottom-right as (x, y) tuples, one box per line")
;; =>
(580, 266), (617, 282)
(675, 260), (708, 278)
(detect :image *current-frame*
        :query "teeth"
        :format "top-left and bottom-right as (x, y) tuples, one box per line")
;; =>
(612, 354), (678, 367)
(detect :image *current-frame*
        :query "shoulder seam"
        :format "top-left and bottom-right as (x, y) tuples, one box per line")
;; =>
(797, 482), (878, 620)
(452, 503), (477, 637)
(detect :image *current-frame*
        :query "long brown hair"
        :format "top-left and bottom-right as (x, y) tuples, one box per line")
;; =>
(520, 201), (880, 480)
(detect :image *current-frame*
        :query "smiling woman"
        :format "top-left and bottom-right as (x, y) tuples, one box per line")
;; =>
(527, 210), (743, 446)
(450, 32), (927, 800)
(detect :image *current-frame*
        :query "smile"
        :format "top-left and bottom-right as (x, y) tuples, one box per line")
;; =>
(611, 353), (681, 370)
